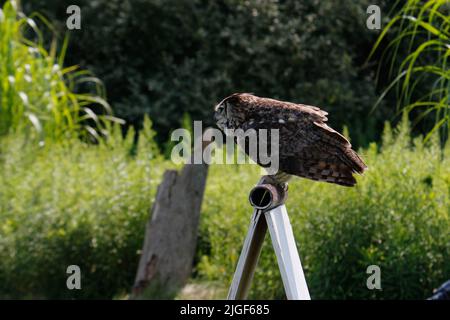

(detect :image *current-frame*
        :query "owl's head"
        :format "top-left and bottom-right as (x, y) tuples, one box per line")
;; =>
(214, 93), (252, 130)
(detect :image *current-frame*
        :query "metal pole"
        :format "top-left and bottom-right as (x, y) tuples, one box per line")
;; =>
(265, 205), (310, 300)
(227, 209), (267, 299)
(227, 177), (310, 300)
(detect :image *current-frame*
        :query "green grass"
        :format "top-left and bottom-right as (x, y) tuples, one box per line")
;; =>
(369, 0), (450, 140)
(0, 1), (121, 142)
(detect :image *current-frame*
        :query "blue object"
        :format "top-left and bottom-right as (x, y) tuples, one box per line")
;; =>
(428, 280), (450, 300)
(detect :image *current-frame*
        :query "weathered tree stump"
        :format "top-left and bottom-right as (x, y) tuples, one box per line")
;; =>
(132, 160), (208, 299)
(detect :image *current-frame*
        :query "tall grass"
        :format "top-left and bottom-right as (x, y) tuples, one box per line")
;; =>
(0, 118), (164, 299)
(369, 0), (449, 140)
(0, 1), (121, 142)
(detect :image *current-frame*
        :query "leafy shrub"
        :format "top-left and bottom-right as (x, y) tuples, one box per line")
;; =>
(198, 118), (450, 299)
(0, 1), (119, 142)
(19, 0), (395, 147)
(0, 118), (165, 299)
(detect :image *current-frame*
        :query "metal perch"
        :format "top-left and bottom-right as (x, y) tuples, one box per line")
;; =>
(227, 177), (311, 300)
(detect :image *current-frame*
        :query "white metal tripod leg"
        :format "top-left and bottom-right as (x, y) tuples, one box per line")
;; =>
(227, 210), (267, 300)
(265, 205), (311, 300)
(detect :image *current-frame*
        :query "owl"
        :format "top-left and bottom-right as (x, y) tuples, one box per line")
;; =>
(214, 93), (367, 187)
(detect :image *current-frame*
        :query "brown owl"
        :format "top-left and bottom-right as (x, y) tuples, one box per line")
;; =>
(214, 93), (367, 187)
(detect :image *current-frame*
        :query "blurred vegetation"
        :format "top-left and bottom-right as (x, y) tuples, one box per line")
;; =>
(0, 118), (164, 299)
(16, 0), (400, 147)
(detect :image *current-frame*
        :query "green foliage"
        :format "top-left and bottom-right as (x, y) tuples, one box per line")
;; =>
(1, 116), (448, 299)
(369, 0), (450, 140)
(0, 0), (448, 300)
(20, 0), (394, 147)
(198, 118), (450, 299)
(0, 123), (165, 299)
(0, 1), (120, 142)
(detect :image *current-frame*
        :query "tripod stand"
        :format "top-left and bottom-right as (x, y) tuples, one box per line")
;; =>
(227, 179), (310, 300)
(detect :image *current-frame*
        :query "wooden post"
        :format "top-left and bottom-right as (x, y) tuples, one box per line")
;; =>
(132, 135), (209, 299)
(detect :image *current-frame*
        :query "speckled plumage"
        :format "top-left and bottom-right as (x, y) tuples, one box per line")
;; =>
(214, 93), (367, 187)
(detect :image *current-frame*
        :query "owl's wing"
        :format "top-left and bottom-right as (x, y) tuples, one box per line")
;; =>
(240, 102), (367, 186)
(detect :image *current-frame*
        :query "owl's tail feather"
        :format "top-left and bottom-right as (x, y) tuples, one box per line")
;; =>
(304, 161), (358, 187)
(279, 147), (367, 187)
(341, 147), (368, 175)
(315, 148), (367, 187)
(285, 157), (363, 187)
